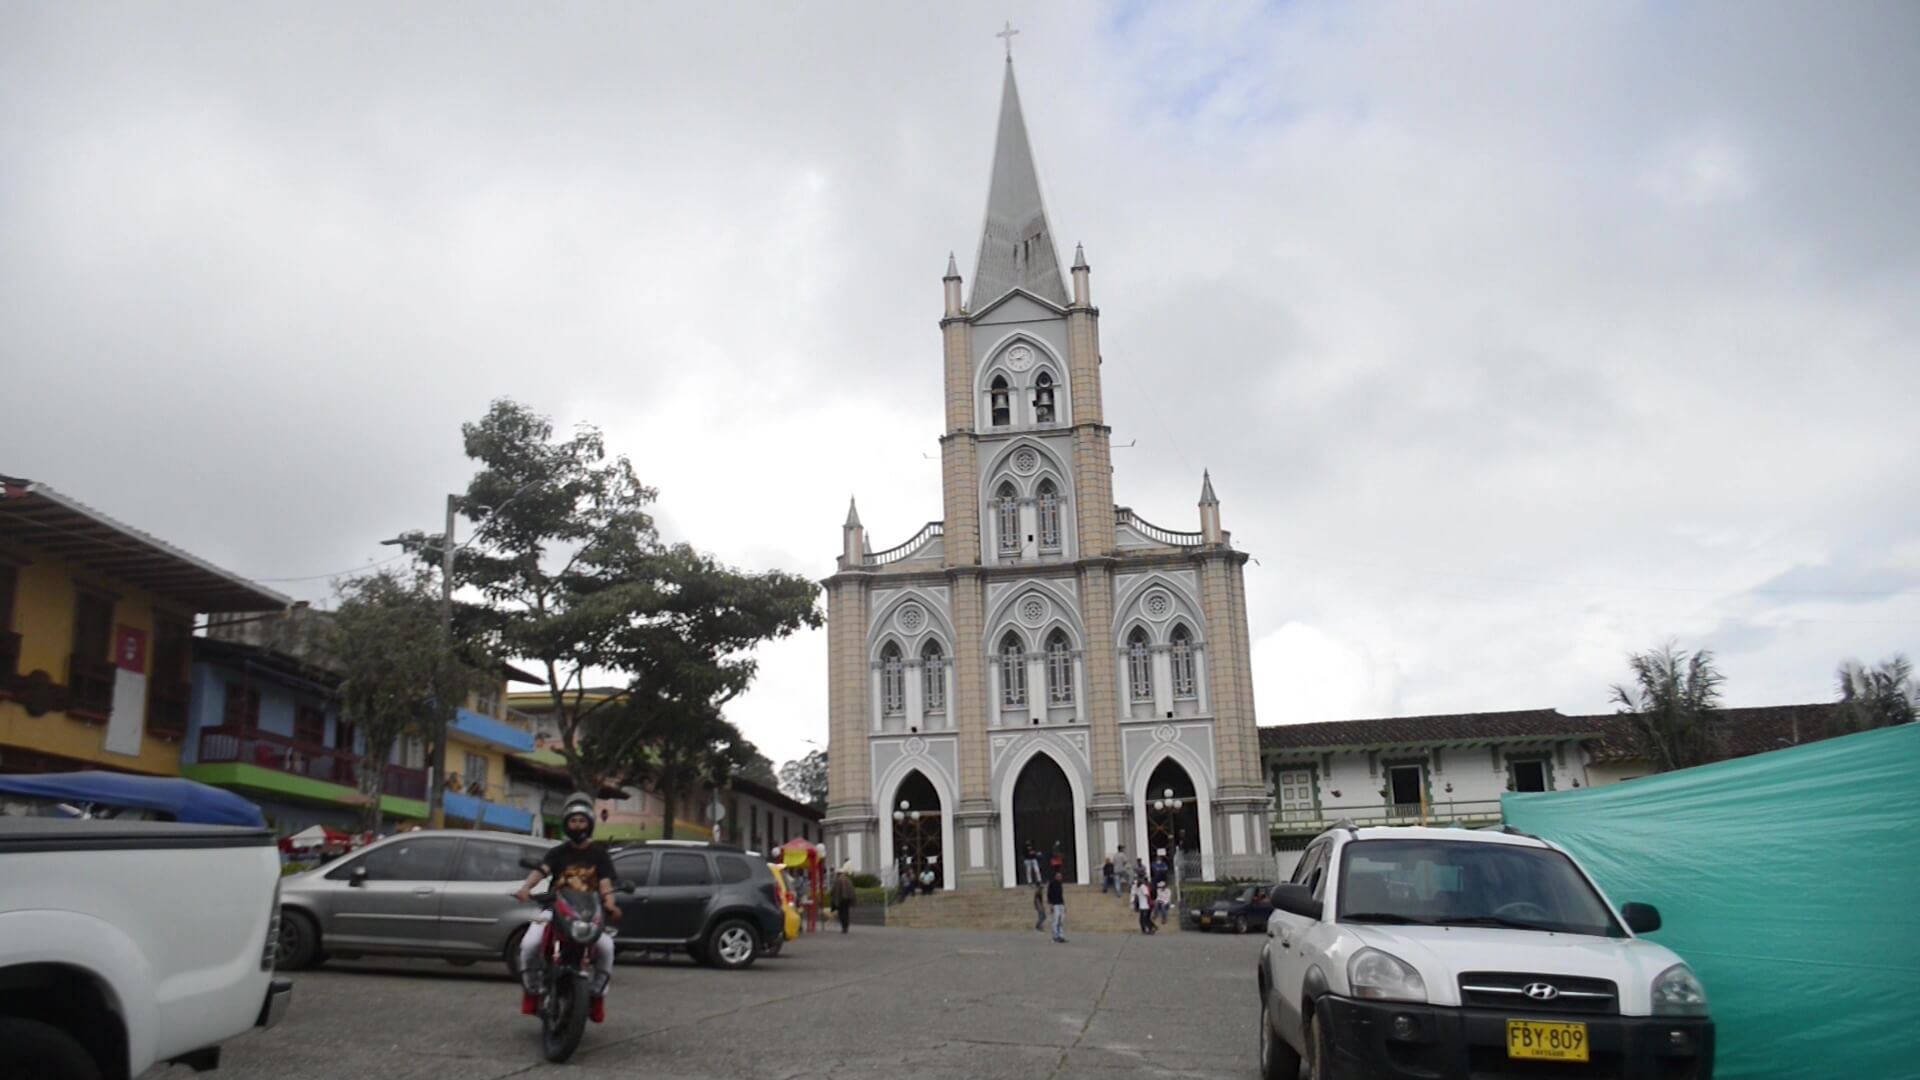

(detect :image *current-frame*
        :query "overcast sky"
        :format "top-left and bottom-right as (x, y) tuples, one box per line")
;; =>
(4, 3), (1916, 769)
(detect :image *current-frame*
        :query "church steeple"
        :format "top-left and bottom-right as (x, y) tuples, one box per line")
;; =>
(970, 59), (1069, 309)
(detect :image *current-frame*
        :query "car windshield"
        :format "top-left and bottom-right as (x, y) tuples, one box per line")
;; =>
(1337, 839), (1623, 938)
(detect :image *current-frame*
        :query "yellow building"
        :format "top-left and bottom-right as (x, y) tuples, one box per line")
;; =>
(437, 671), (544, 831)
(0, 475), (287, 776)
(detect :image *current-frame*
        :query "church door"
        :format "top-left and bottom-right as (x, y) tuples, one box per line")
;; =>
(892, 770), (944, 890)
(1011, 755), (1078, 883)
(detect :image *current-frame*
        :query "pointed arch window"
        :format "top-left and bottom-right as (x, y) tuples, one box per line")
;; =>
(1127, 627), (1154, 703)
(880, 642), (905, 715)
(996, 483), (1021, 557)
(1034, 372), (1056, 424)
(990, 376), (1011, 427)
(1046, 630), (1074, 706)
(999, 632), (1027, 707)
(921, 639), (946, 713)
(1170, 624), (1197, 699)
(1036, 480), (1062, 553)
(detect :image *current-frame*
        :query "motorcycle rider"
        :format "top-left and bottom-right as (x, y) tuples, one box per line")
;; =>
(515, 793), (622, 1023)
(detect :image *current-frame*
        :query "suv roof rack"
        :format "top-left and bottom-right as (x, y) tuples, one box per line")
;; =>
(1332, 818), (1360, 836)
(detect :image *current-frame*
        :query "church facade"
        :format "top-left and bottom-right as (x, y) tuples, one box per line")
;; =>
(822, 59), (1268, 890)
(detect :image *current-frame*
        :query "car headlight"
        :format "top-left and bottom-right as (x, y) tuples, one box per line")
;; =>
(1348, 948), (1427, 1003)
(1651, 963), (1709, 1016)
(569, 919), (597, 943)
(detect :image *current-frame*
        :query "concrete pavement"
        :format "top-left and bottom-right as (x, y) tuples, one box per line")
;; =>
(145, 925), (1264, 1080)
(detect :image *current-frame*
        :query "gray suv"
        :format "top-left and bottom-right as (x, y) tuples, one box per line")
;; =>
(277, 830), (550, 972)
(608, 841), (785, 971)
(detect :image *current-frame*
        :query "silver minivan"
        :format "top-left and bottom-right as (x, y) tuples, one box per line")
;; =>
(276, 829), (551, 972)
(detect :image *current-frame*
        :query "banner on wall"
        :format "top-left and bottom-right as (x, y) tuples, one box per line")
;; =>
(101, 625), (148, 758)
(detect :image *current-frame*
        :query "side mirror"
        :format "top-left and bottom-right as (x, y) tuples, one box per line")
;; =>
(615, 878), (638, 893)
(518, 856), (543, 872)
(1271, 883), (1322, 920)
(1622, 902), (1661, 934)
(349, 866), (369, 888)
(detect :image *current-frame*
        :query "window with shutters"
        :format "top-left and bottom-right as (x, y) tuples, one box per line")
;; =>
(1037, 480), (1061, 552)
(1170, 624), (1197, 699)
(1127, 628), (1153, 702)
(996, 484), (1020, 556)
(1046, 630), (1074, 706)
(921, 640), (946, 713)
(999, 633), (1027, 707)
(880, 642), (905, 715)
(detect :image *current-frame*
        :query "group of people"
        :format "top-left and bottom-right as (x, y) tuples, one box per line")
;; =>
(1102, 847), (1171, 934)
(893, 854), (940, 901)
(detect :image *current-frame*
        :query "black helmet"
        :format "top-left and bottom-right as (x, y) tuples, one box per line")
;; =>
(561, 792), (595, 843)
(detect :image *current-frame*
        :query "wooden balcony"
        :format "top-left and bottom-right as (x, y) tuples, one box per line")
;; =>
(146, 681), (190, 741)
(68, 654), (115, 720)
(196, 724), (428, 802)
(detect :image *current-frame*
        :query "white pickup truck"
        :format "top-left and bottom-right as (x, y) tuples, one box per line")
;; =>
(0, 817), (292, 1080)
(1257, 825), (1713, 1080)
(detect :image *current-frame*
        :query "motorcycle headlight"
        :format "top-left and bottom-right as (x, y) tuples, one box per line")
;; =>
(1651, 963), (1709, 1016)
(568, 918), (597, 944)
(1348, 947), (1428, 1003)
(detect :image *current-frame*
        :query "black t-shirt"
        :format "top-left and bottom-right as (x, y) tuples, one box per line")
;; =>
(1047, 880), (1065, 905)
(542, 841), (615, 896)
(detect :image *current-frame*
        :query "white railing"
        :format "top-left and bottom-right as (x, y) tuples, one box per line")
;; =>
(1270, 799), (1505, 832)
(1115, 508), (1203, 547)
(866, 521), (944, 565)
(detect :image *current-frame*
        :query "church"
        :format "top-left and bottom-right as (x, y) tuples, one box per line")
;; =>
(822, 56), (1268, 891)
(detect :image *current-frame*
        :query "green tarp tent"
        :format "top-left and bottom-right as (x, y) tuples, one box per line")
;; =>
(1502, 722), (1919, 1080)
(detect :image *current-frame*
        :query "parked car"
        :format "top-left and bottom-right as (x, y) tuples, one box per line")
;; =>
(607, 840), (785, 970)
(278, 829), (551, 972)
(1, 816), (290, 1080)
(1194, 882), (1279, 934)
(1256, 825), (1713, 1080)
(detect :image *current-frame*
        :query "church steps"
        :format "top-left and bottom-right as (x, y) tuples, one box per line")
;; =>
(884, 885), (1161, 933)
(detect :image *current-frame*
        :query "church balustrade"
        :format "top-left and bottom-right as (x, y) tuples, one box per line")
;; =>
(866, 521), (944, 565)
(1116, 507), (1203, 548)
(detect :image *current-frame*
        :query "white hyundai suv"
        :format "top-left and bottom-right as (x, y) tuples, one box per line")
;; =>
(1256, 825), (1713, 1080)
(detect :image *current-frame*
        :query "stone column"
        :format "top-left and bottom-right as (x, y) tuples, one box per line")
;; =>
(947, 567), (999, 889)
(823, 573), (876, 871)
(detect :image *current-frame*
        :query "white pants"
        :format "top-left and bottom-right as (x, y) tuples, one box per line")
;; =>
(520, 912), (614, 995)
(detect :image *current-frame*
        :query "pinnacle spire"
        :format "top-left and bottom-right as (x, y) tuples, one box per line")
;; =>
(945, 251), (960, 279)
(845, 497), (862, 528)
(970, 60), (1069, 308)
(1199, 470), (1219, 505)
(1072, 242), (1087, 270)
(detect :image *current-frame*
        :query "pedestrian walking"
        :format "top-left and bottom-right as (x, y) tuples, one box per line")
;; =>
(831, 862), (856, 934)
(1154, 879), (1170, 924)
(1032, 881), (1047, 931)
(1047, 871), (1067, 942)
(1101, 857), (1116, 895)
(1133, 879), (1155, 934)
(1116, 848), (1132, 898)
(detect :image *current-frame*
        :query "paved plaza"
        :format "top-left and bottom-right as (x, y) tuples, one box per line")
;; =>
(145, 926), (1263, 1080)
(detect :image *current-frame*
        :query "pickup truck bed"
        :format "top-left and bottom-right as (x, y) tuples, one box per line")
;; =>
(0, 817), (290, 1080)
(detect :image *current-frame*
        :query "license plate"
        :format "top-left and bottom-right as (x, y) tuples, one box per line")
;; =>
(1198, 916), (1212, 926)
(1506, 1019), (1588, 1062)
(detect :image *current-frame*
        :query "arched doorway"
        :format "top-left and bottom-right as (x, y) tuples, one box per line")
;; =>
(1011, 754), (1079, 883)
(1144, 758), (1202, 879)
(889, 770), (944, 891)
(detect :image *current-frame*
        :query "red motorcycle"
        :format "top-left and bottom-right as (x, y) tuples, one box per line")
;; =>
(526, 886), (611, 1063)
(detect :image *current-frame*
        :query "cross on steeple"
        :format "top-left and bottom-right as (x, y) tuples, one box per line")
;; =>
(996, 20), (1020, 61)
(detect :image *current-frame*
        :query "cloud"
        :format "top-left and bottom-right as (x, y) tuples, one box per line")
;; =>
(2, 3), (1915, 767)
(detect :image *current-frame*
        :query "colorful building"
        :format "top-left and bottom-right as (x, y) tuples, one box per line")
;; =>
(0, 475), (287, 777)
(179, 636), (430, 833)
(440, 673), (543, 832)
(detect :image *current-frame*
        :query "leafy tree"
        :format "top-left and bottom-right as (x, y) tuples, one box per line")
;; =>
(328, 570), (481, 832)
(735, 744), (779, 788)
(443, 399), (822, 797)
(1836, 655), (1916, 731)
(1611, 641), (1725, 772)
(778, 749), (828, 810)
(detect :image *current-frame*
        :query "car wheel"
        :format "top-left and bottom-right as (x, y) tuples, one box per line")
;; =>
(1234, 915), (1250, 935)
(504, 926), (529, 977)
(1304, 1003), (1333, 1080)
(1258, 988), (1302, 1080)
(0, 1018), (103, 1080)
(706, 919), (759, 970)
(277, 909), (320, 971)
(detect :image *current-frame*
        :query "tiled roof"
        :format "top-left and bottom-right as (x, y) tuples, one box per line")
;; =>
(1260, 709), (1598, 752)
(1574, 703), (1855, 764)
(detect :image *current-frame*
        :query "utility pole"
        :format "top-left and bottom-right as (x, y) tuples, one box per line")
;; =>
(427, 492), (458, 830)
